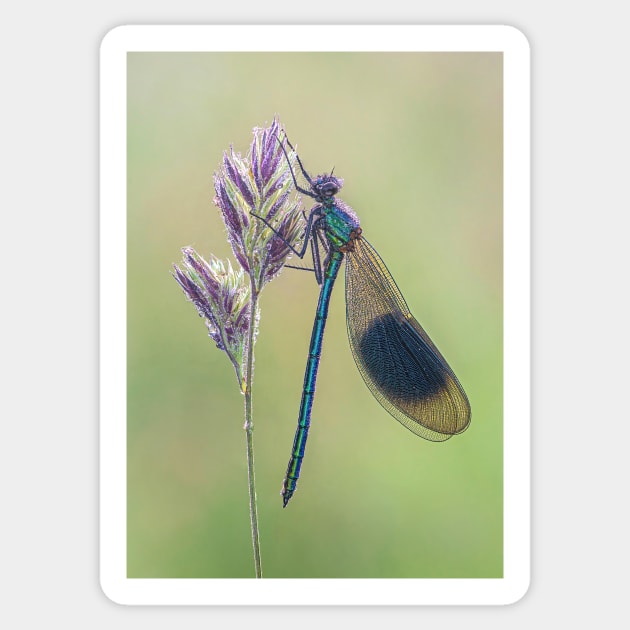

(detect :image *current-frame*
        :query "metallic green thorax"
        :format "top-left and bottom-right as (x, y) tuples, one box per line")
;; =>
(321, 198), (361, 250)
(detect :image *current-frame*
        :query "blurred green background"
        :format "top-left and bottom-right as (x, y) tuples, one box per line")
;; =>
(127, 52), (503, 578)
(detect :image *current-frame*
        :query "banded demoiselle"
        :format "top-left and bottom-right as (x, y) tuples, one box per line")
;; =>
(259, 137), (471, 507)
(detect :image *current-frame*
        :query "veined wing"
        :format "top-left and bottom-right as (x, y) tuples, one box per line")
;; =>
(345, 237), (471, 441)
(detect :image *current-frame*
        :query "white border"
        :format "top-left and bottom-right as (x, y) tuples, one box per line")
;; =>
(100, 25), (530, 606)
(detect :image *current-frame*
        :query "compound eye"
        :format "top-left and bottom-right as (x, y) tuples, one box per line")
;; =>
(321, 181), (338, 197)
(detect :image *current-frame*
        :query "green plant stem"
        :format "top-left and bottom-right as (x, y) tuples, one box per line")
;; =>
(244, 286), (262, 578)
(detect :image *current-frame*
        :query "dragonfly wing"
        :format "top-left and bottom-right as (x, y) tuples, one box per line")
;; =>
(345, 237), (471, 441)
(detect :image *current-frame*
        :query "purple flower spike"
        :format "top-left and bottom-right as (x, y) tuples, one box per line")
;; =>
(175, 117), (303, 387)
(172, 248), (255, 388)
(212, 116), (305, 294)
